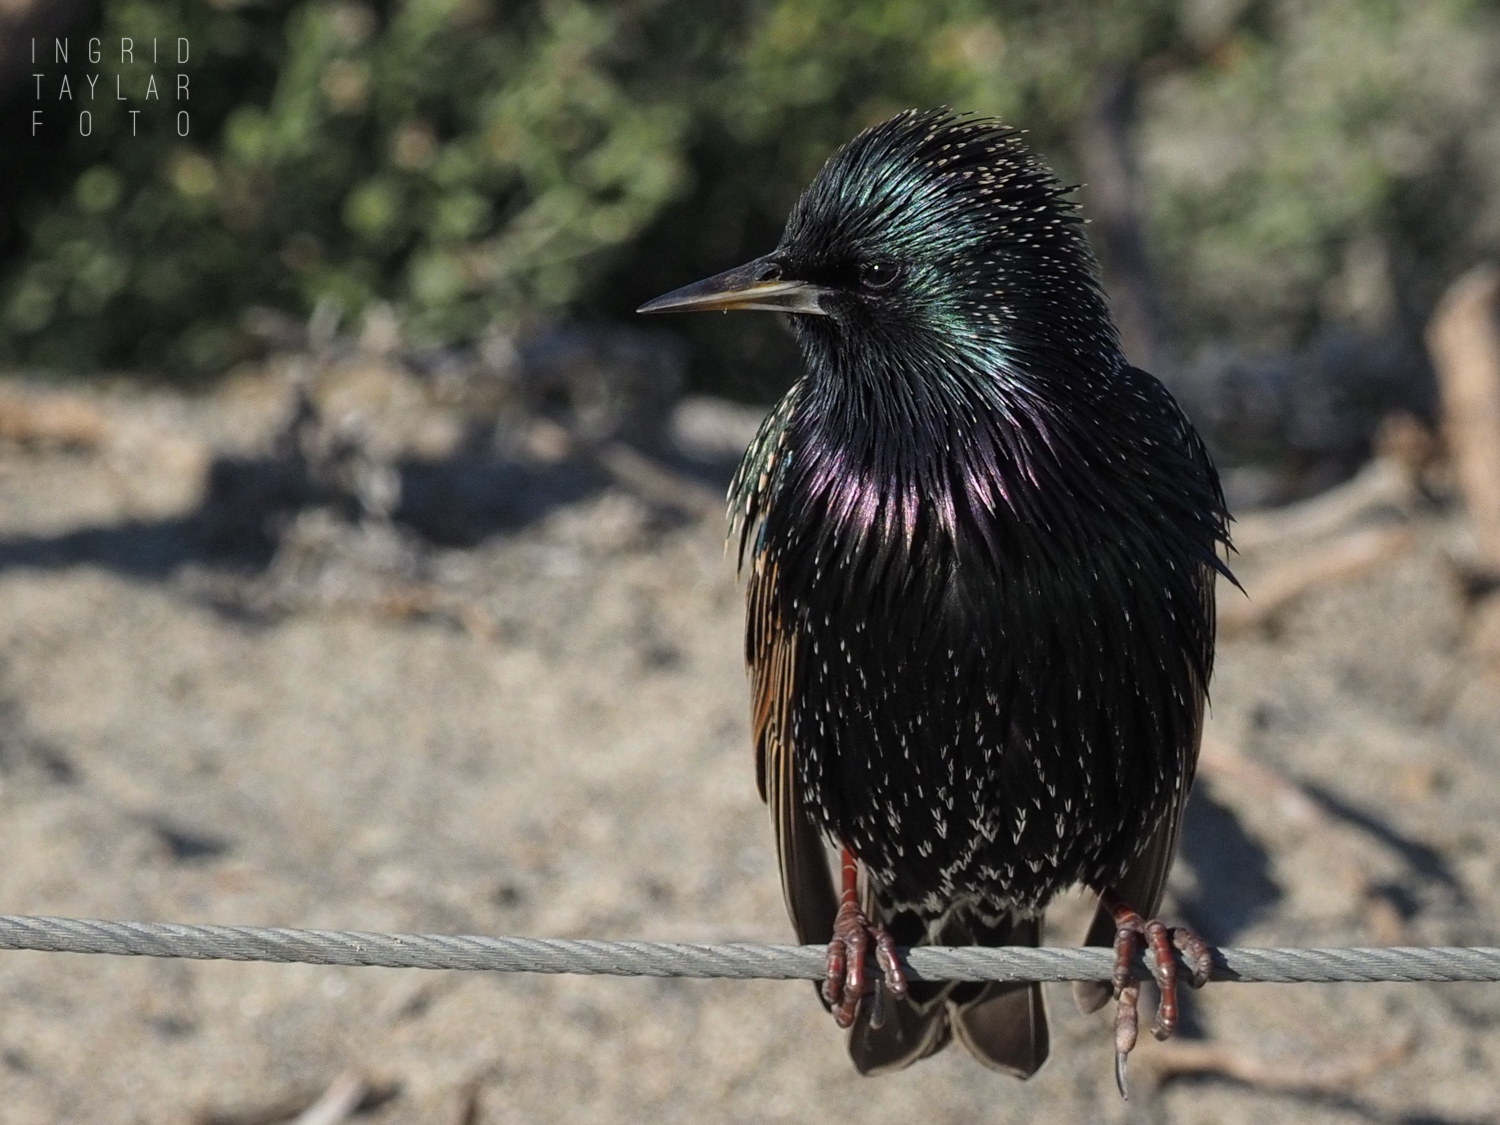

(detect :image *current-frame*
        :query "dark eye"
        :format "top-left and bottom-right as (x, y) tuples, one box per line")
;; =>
(859, 260), (900, 290)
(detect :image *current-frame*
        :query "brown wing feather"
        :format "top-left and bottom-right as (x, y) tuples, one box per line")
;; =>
(748, 558), (838, 945)
(1073, 562), (1216, 1013)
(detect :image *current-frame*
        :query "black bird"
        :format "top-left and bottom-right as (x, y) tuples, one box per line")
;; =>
(639, 109), (1230, 1093)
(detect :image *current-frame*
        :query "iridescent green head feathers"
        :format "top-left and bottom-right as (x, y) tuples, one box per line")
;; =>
(781, 110), (1119, 367)
(642, 109), (1122, 382)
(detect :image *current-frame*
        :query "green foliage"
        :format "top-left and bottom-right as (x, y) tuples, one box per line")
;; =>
(3, 0), (692, 373)
(1139, 0), (1500, 351)
(3, 0), (1500, 380)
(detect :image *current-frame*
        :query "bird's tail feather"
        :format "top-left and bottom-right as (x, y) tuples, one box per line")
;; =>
(847, 981), (953, 1075)
(950, 916), (1050, 1078)
(846, 910), (1049, 1078)
(1072, 903), (1118, 1015)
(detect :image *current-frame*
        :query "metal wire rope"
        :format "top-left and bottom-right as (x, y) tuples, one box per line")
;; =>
(0, 914), (1496, 984)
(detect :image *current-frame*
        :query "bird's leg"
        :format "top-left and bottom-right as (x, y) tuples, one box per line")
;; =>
(823, 848), (907, 1028)
(1100, 888), (1213, 1098)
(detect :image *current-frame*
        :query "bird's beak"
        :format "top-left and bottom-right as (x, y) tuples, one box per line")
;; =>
(637, 256), (831, 316)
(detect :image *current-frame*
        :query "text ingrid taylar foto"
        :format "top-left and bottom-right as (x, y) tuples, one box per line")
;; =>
(30, 37), (193, 138)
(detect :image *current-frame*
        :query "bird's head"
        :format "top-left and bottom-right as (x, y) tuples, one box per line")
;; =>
(640, 108), (1121, 386)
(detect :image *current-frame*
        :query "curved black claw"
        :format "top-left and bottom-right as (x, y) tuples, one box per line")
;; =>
(1103, 891), (1212, 1099)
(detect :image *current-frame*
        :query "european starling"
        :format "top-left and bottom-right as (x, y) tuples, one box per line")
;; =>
(639, 109), (1231, 1094)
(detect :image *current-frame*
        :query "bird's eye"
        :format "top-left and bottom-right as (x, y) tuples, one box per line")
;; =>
(859, 260), (900, 290)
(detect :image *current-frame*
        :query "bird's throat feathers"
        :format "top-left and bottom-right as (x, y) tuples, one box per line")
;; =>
(731, 344), (1128, 626)
(802, 332), (1069, 542)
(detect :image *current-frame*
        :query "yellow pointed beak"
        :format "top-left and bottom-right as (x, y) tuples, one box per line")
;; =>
(637, 256), (831, 316)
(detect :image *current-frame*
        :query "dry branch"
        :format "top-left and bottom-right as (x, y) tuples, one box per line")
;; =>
(192, 1093), (323, 1125)
(1139, 1032), (1413, 1095)
(1218, 526), (1417, 638)
(591, 440), (724, 520)
(1197, 738), (1406, 942)
(1472, 595), (1500, 666)
(525, 414), (725, 519)
(0, 390), (108, 450)
(290, 1072), (369, 1125)
(1230, 456), (1418, 554)
(449, 1082), (483, 1125)
(191, 1070), (391, 1125)
(1427, 265), (1500, 572)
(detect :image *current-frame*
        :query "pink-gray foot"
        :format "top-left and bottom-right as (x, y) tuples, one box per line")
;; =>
(823, 848), (907, 1028)
(1101, 888), (1212, 1098)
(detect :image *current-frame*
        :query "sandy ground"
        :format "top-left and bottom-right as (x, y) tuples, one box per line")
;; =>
(0, 374), (1496, 1125)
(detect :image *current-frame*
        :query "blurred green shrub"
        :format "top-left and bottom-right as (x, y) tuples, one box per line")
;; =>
(1139, 0), (1500, 353)
(3, 0), (693, 373)
(2, 0), (1499, 384)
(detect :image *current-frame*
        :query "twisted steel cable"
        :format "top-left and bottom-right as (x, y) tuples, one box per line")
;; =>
(0, 915), (1496, 983)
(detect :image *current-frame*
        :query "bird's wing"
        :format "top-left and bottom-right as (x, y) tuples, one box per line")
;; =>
(1073, 561), (1215, 1014)
(748, 558), (838, 945)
